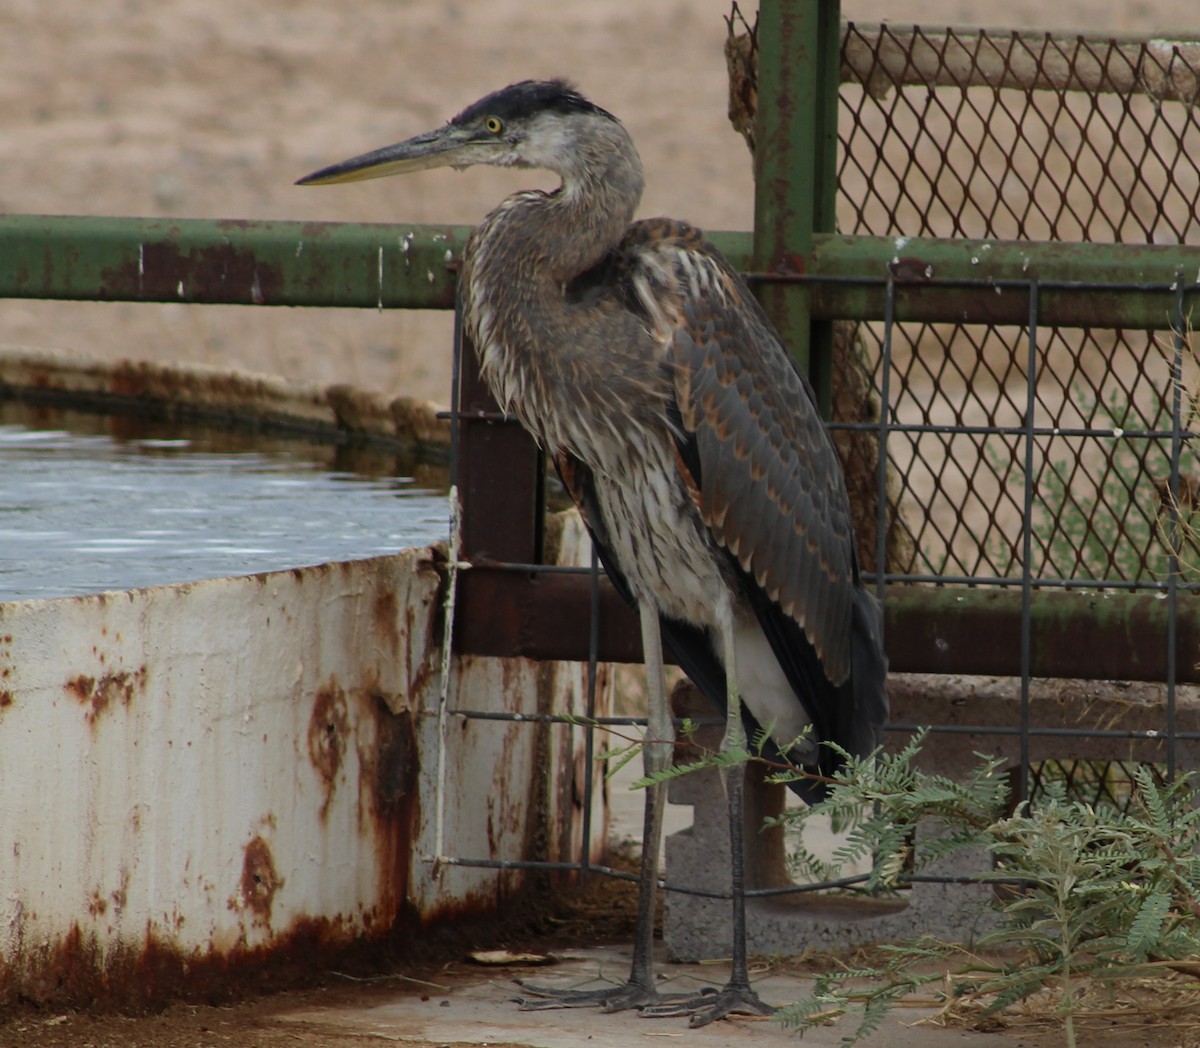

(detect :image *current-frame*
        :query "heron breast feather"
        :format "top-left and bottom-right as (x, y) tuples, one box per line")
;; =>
(592, 452), (730, 626)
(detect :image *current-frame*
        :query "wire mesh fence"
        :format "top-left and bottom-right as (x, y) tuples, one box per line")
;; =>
(829, 22), (1200, 810)
(835, 23), (1200, 590)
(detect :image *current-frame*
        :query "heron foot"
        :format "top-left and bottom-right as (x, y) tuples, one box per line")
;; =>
(644, 982), (774, 1027)
(513, 978), (716, 1014)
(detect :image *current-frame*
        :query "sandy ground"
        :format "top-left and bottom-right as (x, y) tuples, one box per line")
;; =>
(1, 0), (1189, 409)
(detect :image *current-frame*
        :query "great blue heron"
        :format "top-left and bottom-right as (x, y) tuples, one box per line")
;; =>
(298, 79), (888, 1026)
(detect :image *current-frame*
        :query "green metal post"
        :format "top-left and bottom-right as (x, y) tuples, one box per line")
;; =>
(752, 0), (841, 414)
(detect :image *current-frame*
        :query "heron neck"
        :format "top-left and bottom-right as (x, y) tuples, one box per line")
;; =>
(537, 128), (645, 278)
(462, 130), (654, 453)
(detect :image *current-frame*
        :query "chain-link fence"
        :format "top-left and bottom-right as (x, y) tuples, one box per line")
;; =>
(836, 24), (1200, 595)
(833, 24), (1200, 809)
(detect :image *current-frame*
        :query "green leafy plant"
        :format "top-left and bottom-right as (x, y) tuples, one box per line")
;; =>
(768, 737), (1200, 1047)
(977, 382), (1188, 584)
(1161, 323), (1200, 578)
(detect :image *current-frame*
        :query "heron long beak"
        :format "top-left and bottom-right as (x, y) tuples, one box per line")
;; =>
(296, 127), (475, 186)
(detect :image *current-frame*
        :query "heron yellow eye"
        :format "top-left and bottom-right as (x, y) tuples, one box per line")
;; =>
(485, 116), (504, 135)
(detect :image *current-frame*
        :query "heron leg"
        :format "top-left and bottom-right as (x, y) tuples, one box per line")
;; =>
(514, 608), (710, 1013)
(646, 607), (775, 1027)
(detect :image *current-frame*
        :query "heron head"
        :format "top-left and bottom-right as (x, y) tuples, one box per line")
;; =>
(296, 79), (623, 187)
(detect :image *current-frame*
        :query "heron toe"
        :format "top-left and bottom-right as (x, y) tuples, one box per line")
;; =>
(513, 978), (716, 1014)
(681, 983), (776, 1027)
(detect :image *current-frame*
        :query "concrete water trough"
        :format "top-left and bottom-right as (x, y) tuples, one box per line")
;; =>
(0, 348), (610, 1009)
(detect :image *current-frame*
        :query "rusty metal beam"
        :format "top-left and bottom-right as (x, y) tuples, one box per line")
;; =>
(3, 215), (1198, 328)
(454, 567), (641, 664)
(841, 23), (1200, 106)
(883, 586), (1199, 683)
(804, 234), (1200, 328)
(0, 214), (467, 309)
(454, 569), (1200, 684)
(455, 331), (541, 566)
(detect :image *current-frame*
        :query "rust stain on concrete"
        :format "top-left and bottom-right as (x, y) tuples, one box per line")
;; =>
(307, 682), (350, 818)
(64, 667), (148, 725)
(372, 587), (399, 653)
(355, 694), (420, 916)
(0, 913), (400, 1012)
(239, 836), (282, 925)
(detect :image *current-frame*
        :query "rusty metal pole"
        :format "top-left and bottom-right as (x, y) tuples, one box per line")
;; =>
(453, 328), (543, 568)
(752, 0), (841, 413)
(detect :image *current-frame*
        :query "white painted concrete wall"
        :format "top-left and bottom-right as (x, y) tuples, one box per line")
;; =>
(0, 529), (607, 1003)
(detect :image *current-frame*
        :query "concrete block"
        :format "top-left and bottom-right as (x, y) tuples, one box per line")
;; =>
(663, 684), (997, 962)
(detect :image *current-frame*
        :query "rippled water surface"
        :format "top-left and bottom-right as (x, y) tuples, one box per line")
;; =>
(0, 414), (449, 601)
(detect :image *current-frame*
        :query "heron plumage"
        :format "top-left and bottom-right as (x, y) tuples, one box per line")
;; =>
(299, 78), (887, 1024)
(560, 227), (886, 772)
(472, 197), (884, 771)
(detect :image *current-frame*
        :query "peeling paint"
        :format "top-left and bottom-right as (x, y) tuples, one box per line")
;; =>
(101, 236), (285, 305)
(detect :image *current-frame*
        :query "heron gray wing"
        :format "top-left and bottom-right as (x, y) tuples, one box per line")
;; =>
(555, 449), (841, 797)
(624, 224), (857, 685)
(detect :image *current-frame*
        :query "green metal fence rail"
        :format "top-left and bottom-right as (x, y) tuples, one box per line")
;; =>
(3, 215), (1197, 327)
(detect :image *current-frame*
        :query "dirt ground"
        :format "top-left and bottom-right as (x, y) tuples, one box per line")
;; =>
(2, 973), (1191, 1048)
(3, 863), (1198, 1048)
(4, 1), (1199, 1046)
